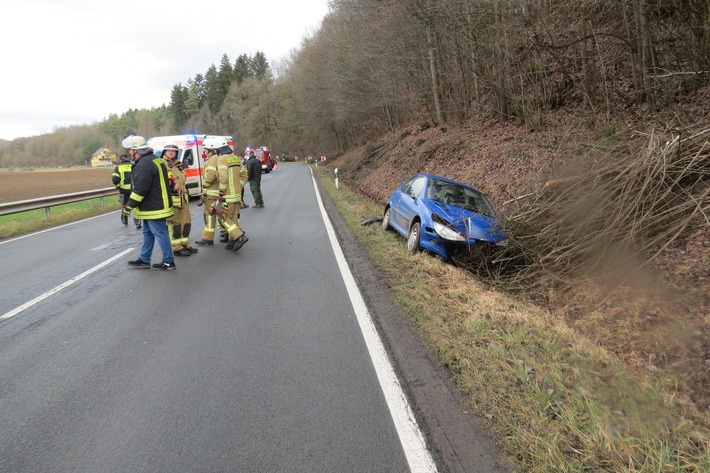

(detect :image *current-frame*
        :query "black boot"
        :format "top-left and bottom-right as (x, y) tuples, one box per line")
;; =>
(231, 234), (249, 252)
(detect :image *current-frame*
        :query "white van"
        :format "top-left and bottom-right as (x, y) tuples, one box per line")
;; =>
(146, 134), (234, 197)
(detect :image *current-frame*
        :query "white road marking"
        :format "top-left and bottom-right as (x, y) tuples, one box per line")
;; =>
(0, 248), (133, 320)
(310, 169), (438, 473)
(0, 212), (116, 245)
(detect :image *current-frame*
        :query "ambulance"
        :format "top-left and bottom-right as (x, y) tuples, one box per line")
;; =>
(146, 134), (234, 197)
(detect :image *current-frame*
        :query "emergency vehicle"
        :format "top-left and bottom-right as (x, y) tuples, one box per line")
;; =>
(146, 134), (233, 197)
(253, 146), (276, 173)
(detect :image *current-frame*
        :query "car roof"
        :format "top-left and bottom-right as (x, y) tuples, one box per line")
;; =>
(413, 173), (485, 194)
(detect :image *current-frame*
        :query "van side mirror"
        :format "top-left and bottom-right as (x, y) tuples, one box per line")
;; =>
(183, 155), (194, 167)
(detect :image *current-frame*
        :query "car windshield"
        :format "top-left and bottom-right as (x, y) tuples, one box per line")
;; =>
(426, 179), (496, 217)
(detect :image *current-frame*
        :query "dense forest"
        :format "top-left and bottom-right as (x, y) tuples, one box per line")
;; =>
(1, 0), (708, 168)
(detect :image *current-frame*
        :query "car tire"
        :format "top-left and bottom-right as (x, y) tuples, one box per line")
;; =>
(382, 208), (392, 231)
(406, 221), (421, 253)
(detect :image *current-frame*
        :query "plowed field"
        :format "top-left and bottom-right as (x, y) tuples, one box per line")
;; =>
(0, 168), (115, 203)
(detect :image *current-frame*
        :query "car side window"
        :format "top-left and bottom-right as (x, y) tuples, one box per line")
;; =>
(400, 176), (416, 196)
(409, 176), (425, 198)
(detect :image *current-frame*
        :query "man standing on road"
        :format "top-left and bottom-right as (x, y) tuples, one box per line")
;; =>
(216, 140), (248, 251)
(161, 144), (197, 257)
(246, 150), (264, 208)
(112, 153), (141, 229)
(194, 138), (222, 246)
(121, 135), (176, 271)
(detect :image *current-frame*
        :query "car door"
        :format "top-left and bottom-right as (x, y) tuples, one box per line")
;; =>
(394, 176), (426, 231)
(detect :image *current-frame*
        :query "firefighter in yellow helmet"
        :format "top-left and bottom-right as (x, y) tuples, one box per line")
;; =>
(194, 138), (221, 246)
(161, 144), (197, 256)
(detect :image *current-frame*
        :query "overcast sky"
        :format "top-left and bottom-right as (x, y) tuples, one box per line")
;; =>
(0, 0), (330, 141)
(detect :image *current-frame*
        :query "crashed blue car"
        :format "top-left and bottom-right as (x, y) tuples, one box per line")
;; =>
(382, 174), (507, 261)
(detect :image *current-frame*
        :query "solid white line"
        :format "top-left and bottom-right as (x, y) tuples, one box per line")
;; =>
(310, 169), (438, 472)
(0, 248), (133, 320)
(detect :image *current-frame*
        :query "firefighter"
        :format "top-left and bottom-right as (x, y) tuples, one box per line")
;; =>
(194, 138), (221, 246)
(218, 141), (249, 251)
(162, 144), (197, 256)
(111, 153), (141, 228)
(121, 135), (176, 270)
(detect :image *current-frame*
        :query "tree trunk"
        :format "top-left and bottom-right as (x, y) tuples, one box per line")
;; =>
(425, 24), (446, 127)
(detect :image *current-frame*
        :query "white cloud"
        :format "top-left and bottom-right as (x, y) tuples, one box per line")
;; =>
(0, 0), (330, 140)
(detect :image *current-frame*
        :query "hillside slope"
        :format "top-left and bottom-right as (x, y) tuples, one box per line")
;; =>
(326, 111), (709, 419)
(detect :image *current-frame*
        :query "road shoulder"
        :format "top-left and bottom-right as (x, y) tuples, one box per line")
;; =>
(318, 183), (511, 473)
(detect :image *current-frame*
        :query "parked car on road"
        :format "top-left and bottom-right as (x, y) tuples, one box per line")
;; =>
(382, 173), (507, 261)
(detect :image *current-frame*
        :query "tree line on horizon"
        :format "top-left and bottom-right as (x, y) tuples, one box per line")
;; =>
(1, 0), (708, 168)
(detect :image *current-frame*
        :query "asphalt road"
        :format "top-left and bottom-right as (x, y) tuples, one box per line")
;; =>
(0, 163), (507, 473)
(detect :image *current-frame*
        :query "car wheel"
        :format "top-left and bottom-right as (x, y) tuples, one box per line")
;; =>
(406, 221), (421, 253)
(382, 208), (392, 231)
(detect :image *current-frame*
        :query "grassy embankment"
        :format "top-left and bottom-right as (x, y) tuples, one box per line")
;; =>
(312, 166), (709, 473)
(0, 199), (122, 240)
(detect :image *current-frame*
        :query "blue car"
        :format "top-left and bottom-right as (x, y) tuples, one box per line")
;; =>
(382, 174), (507, 261)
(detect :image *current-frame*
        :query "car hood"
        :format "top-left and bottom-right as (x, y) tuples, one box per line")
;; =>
(429, 201), (506, 242)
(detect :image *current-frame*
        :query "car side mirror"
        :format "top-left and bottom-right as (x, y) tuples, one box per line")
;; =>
(183, 156), (194, 167)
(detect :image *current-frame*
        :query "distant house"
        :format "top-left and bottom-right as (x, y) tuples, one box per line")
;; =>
(91, 147), (116, 167)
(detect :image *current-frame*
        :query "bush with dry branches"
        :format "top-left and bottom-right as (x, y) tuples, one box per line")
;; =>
(497, 126), (710, 297)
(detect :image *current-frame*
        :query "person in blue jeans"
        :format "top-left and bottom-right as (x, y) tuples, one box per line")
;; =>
(121, 135), (176, 271)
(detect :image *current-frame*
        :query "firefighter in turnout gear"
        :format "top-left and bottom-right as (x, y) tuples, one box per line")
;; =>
(112, 154), (141, 228)
(194, 138), (221, 246)
(219, 143), (249, 251)
(121, 135), (176, 271)
(162, 144), (197, 256)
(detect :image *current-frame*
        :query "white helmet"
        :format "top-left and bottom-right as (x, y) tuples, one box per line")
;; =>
(204, 137), (229, 150)
(122, 135), (148, 150)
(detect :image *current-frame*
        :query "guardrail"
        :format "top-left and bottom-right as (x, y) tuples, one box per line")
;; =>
(0, 187), (119, 220)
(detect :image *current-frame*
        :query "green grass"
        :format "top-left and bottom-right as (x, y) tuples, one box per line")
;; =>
(0, 198), (122, 240)
(312, 165), (709, 473)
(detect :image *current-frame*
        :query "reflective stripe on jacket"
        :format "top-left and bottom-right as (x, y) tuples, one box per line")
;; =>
(203, 154), (221, 198)
(221, 154), (244, 203)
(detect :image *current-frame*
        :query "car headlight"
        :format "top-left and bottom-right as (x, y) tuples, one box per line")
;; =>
(433, 220), (465, 241)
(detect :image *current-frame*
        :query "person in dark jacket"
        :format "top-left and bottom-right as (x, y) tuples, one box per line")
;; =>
(121, 135), (176, 271)
(246, 150), (264, 208)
